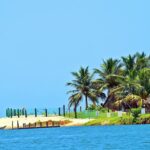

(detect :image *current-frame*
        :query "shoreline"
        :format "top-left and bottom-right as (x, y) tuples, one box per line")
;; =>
(0, 115), (93, 130)
(1, 114), (150, 130)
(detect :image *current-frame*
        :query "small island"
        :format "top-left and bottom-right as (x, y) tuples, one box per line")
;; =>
(1, 52), (150, 129)
(66, 52), (150, 126)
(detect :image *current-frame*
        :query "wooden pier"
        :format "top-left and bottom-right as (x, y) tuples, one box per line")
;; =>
(12, 120), (60, 130)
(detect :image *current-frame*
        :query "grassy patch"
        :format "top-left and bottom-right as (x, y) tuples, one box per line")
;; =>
(136, 114), (150, 124)
(85, 115), (133, 126)
(65, 111), (123, 119)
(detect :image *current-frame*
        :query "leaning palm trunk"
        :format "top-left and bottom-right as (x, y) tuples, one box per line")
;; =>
(74, 105), (77, 118)
(93, 101), (96, 107)
(85, 95), (88, 110)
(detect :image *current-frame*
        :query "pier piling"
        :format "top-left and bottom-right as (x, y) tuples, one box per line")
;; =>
(35, 108), (37, 117)
(58, 107), (61, 116)
(12, 121), (14, 129)
(45, 109), (48, 117)
(17, 121), (19, 129)
(25, 110), (27, 118)
(63, 105), (65, 116)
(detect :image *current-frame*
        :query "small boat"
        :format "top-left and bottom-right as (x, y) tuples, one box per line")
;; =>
(0, 126), (6, 129)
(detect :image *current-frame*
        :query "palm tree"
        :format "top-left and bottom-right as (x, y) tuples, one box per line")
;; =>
(109, 69), (145, 110)
(67, 52), (150, 112)
(138, 68), (150, 99)
(114, 94), (142, 110)
(111, 71), (142, 97)
(67, 66), (97, 110)
(68, 93), (81, 118)
(122, 54), (136, 75)
(135, 52), (150, 70)
(94, 58), (123, 108)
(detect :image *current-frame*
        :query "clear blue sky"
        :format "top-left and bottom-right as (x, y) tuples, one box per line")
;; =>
(0, 0), (150, 114)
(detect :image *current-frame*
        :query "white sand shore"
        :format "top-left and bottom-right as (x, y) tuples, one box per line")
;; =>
(0, 115), (92, 129)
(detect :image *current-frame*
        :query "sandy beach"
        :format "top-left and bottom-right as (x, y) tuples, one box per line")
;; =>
(0, 116), (92, 129)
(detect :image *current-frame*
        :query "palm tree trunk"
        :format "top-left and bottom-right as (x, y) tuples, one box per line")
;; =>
(104, 89), (110, 107)
(93, 101), (96, 107)
(85, 95), (88, 110)
(74, 105), (77, 118)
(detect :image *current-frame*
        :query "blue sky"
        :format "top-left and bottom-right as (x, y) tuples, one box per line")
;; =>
(0, 0), (150, 115)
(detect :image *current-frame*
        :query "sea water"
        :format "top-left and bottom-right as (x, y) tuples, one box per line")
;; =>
(0, 125), (150, 150)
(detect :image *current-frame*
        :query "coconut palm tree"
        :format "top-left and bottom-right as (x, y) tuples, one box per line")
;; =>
(94, 58), (123, 108)
(135, 52), (150, 70)
(67, 52), (150, 112)
(68, 93), (82, 118)
(121, 54), (136, 75)
(67, 66), (97, 110)
(111, 70), (142, 98)
(109, 68), (145, 110)
(138, 68), (150, 99)
(114, 94), (142, 110)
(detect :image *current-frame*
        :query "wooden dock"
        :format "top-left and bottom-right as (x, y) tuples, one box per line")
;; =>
(12, 120), (60, 130)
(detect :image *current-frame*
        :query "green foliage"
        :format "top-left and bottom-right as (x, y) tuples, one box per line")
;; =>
(97, 106), (108, 112)
(87, 104), (108, 113)
(131, 108), (141, 122)
(85, 115), (133, 126)
(67, 52), (150, 114)
(87, 104), (96, 111)
(67, 66), (99, 110)
(119, 116), (133, 125)
(137, 114), (150, 124)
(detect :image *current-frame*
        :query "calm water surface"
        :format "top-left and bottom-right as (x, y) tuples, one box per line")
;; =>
(0, 125), (150, 150)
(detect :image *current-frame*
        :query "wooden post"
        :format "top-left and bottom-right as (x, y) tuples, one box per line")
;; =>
(12, 121), (14, 129)
(35, 122), (36, 127)
(17, 121), (19, 129)
(40, 122), (42, 127)
(45, 109), (48, 117)
(17, 109), (20, 118)
(10, 108), (13, 118)
(25, 109), (27, 118)
(14, 109), (16, 116)
(58, 107), (61, 116)
(63, 105), (65, 116)
(35, 108), (37, 117)
(46, 121), (48, 127)
(20, 109), (22, 116)
(22, 108), (25, 116)
(6, 108), (8, 117)
(52, 121), (54, 126)
(23, 123), (26, 128)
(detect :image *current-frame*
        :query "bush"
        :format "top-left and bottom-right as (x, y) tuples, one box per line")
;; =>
(87, 105), (108, 112)
(87, 104), (96, 111)
(131, 108), (141, 122)
(137, 114), (150, 124)
(119, 116), (133, 125)
(96, 106), (108, 112)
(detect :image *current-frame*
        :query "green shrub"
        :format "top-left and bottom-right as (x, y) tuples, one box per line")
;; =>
(97, 106), (108, 112)
(87, 105), (108, 113)
(87, 104), (97, 111)
(119, 116), (133, 124)
(131, 108), (141, 122)
(137, 114), (150, 124)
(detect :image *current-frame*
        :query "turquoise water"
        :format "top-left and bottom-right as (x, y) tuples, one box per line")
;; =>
(0, 125), (150, 150)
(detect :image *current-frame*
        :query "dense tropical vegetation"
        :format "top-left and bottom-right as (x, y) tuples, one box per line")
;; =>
(67, 52), (150, 118)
